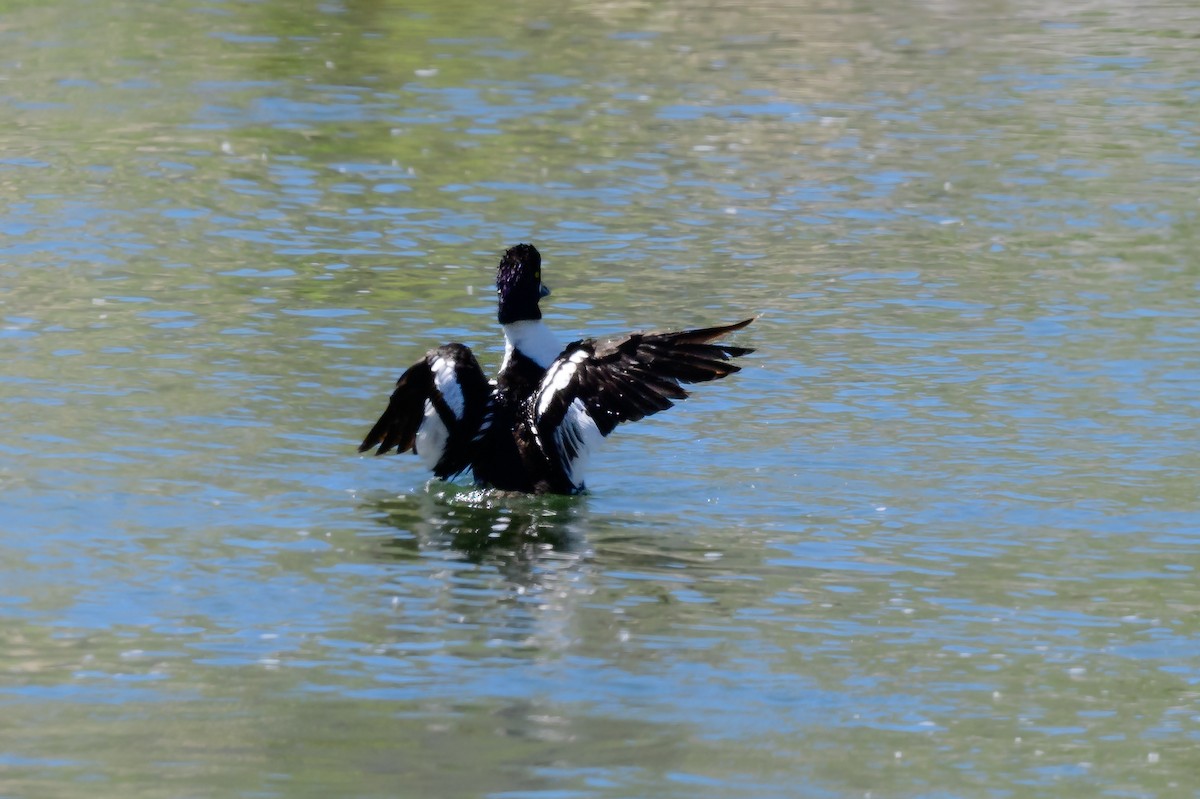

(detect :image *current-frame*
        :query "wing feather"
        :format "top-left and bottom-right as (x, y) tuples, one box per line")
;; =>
(530, 317), (755, 490)
(359, 343), (490, 479)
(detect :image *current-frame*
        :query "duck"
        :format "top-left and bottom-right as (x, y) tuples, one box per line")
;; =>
(358, 243), (755, 494)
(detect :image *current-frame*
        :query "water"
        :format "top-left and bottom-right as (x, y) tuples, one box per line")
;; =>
(3, 0), (1199, 796)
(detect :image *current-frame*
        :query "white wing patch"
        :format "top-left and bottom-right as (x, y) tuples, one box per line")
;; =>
(554, 398), (604, 490)
(429, 356), (464, 419)
(414, 355), (463, 469)
(414, 399), (449, 469)
(537, 349), (588, 415)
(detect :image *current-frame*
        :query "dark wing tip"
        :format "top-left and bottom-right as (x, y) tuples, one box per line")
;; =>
(358, 421), (386, 454)
(665, 316), (756, 345)
(357, 419), (400, 455)
(356, 357), (436, 457)
(719, 344), (755, 358)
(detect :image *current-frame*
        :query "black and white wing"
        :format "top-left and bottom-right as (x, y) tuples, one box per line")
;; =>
(529, 318), (755, 491)
(359, 343), (491, 479)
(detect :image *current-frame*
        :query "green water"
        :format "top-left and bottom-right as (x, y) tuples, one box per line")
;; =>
(2, 0), (1199, 797)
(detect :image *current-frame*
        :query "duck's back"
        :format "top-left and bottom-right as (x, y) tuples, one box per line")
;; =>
(470, 347), (556, 493)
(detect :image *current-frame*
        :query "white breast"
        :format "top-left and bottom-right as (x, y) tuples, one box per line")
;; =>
(501, 320), (562, 370)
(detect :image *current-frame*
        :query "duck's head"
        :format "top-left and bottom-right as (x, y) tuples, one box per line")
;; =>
(496, 243), (551, 324)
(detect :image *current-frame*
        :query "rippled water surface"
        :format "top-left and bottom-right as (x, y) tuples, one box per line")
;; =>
(3, 0), (1199, 796)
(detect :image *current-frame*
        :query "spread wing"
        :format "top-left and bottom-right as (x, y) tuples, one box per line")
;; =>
(358, 343), (491, 479)
(530, 318), (755, 490)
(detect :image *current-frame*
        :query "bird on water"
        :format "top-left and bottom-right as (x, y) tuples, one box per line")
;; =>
(359, 244), (754, 494)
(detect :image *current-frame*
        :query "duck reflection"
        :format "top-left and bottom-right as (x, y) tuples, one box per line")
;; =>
(367, 482), (590, 572)
(364, 484), (595, 658)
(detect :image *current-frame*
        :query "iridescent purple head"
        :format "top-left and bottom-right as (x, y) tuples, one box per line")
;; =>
(496, 243), (551, 324)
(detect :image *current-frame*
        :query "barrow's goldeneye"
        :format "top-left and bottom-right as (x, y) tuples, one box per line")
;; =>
(359, 243), (755, 494)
